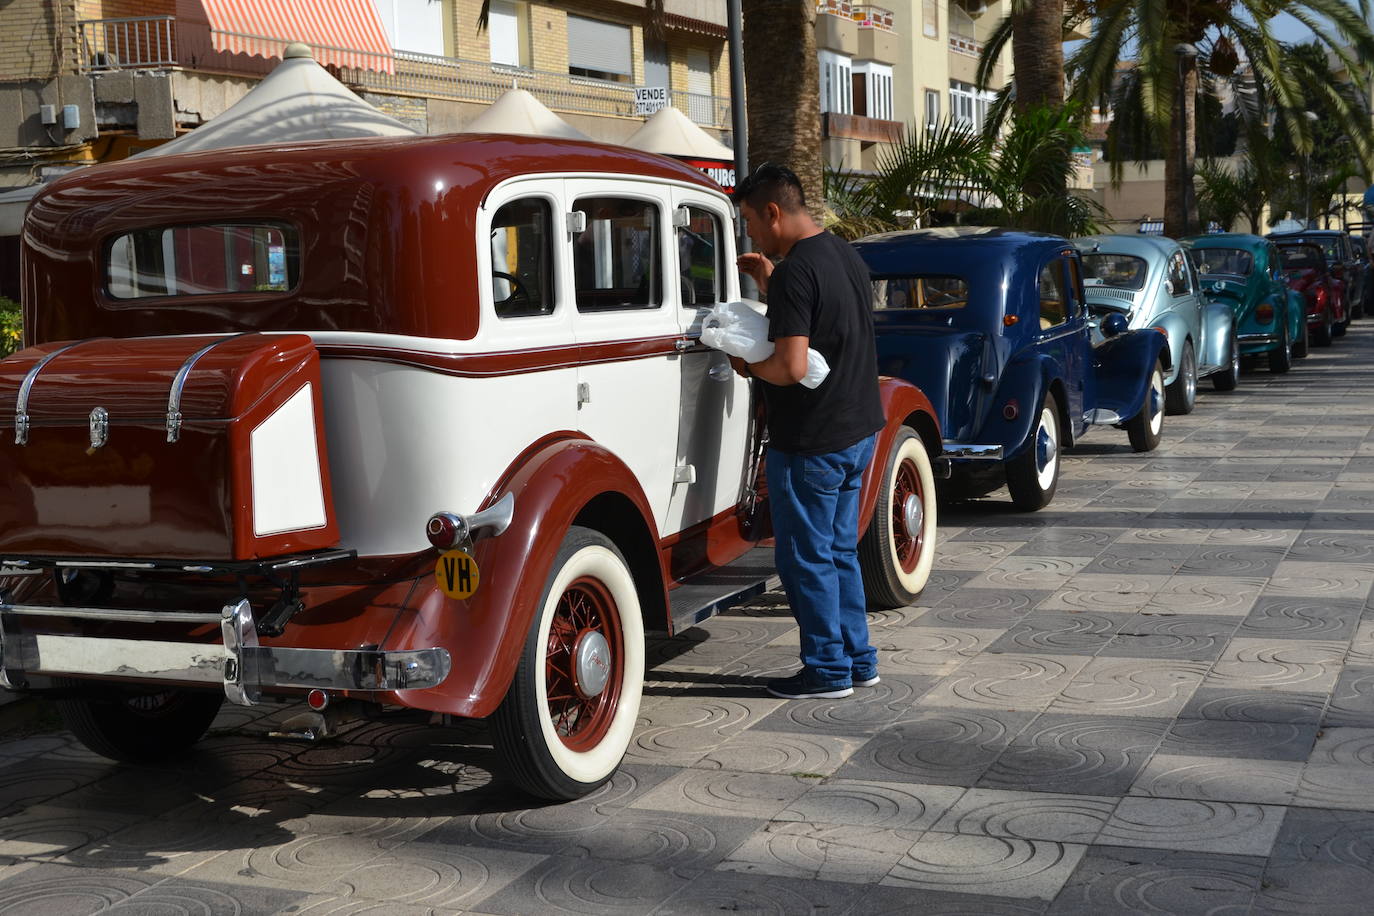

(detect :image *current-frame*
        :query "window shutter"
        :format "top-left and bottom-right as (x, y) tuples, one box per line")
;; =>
(568, 16), (633, 76)
(489, 1), (520, 66)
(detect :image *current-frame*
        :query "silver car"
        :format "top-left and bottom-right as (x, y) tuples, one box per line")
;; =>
(1076, 234), (1240, 414)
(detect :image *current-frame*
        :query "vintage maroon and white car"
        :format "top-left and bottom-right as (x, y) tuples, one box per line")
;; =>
(0, 134), (941, 799)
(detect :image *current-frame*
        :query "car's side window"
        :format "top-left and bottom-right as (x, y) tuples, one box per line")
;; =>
(1038, 259), (1067, 329)
(489, 198), (555, 319)
(1063, 254), (1084, 317)
(1167, 250), (1191, 296)
(677, 206), (721, 306)
(572, 196), (661, 312)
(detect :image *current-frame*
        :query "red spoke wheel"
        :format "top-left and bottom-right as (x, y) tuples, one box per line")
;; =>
(891, 455), (925, 574)
(491, 526), (644, 800)
(859, 426), (937, 609)
(544, 576), (624, 752)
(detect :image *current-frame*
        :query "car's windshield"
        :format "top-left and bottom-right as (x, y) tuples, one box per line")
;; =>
(1081, 253), (1147, 290)
(1192, 248), (1254, 277)
(1278, 246), (1323, 271)
(871, 276), (969, 310)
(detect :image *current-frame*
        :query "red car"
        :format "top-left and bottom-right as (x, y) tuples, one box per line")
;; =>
(1275, 241), (1347, 346)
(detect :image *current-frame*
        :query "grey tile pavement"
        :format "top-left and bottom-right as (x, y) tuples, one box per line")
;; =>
(5, 328), (1374, 912)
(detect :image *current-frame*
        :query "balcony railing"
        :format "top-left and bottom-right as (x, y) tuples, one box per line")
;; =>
(70, 20), (733, 131)
(79, 16), (177, 71)
(852, 5), (895, 30)
(949, 5), (986, 56)
(817, 0), (853, 17)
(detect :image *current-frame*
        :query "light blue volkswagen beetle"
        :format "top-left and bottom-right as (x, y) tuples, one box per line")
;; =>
(1074, 234), (1239, 414)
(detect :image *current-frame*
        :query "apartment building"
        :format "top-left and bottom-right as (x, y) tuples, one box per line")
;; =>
(0, 0), (734, 190)
(815, 0), (1009, 173)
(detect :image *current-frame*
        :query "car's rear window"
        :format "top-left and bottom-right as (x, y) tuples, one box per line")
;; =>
(1081, 253), (1147, 290)
(872, 276), (969, 310)
(1192, 248), (1254, 277)
(1278, 246), (1323, 271)
(106, 222), (299, 299)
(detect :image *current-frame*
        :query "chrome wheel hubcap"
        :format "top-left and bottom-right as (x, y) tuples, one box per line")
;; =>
(902, 492), (923, 538)
(573, 630), (612, 698)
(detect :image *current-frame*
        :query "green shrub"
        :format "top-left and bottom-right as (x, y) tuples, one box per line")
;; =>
(0, 297), (19, 357)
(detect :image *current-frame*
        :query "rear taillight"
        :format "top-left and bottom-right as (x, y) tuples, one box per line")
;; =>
(1317, 287), (1329, 306)
(1256, 303), (1274, 323)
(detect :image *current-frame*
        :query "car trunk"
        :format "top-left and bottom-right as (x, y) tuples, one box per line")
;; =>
(0, 333), (338, 561)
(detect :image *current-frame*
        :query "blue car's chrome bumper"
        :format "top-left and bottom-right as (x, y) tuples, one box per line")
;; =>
(942, 443), (1004, 460)
(1237, 332), (1280, 344)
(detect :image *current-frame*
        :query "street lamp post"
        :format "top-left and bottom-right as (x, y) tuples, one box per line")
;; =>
(1175, 43), (1198, 236)
(1301, 109), (1319, 229)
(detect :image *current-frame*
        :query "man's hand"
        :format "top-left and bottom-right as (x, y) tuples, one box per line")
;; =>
(728, 356), (751, 378)
(737, 252), (773, 295)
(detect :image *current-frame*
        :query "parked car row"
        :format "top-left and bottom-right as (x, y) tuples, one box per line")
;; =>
(853, 225), (1364, 516)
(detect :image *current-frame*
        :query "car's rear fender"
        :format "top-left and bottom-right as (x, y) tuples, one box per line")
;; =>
(974, 354), (1053, 462)
(1198, 302), (1237, 373)
(380, 433), (667, 719)
(1093, 328), (1169, 422)
(874, 327), (987, 441)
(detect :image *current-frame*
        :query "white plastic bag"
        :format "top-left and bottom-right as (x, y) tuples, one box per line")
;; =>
(699, 300), (830, 389)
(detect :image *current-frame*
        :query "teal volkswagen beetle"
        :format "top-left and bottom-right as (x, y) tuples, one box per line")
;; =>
(1181, 233), (1307, 372)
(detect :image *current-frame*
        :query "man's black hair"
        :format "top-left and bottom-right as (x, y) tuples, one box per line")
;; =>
(736, 162), (806, 214)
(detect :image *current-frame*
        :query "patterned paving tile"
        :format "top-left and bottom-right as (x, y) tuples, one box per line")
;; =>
(834, 709), (1038, 787)
(930, 789), (1117, 844)
(1099, 796), (1286, 855)
(1159, 718), (1317, 762)
(882, 832), (1087, 900)
(1128, 754), (1304, 805)
(1050, 846), (1264, 915)
(718, 821), (924, 884)
(1095, 614), (1240, 660)
(1202, 638), (1346, 693)
(1046, 659), (1209, 718)
(775, 779), (965, 830)
(916, 654), (1093, 713)
(978, 715), (1169, 796)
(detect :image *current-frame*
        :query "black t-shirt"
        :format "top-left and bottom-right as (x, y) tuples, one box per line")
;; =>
(762, 231), (885, 455)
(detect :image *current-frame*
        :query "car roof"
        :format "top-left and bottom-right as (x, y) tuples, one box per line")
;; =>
(853, 227), (1070, 272)
(1181, 233), (1267, 248)
(1075, 233), (1178, 257)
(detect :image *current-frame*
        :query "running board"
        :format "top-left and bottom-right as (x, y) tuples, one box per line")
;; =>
(665, 546), (780, 635)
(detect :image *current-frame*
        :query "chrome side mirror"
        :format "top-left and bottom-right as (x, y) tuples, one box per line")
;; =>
(1101, 313), (1130, 337)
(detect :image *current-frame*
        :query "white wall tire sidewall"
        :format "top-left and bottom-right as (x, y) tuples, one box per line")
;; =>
(532, 544), (644, 785)
(1149, 368), (1164, 436)
(1035, 407), (1058, 493)
(886, 436), (937, 596)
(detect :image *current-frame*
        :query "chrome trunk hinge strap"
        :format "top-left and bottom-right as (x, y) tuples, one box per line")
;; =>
(14, 339), (93, 446)
(166, 333), (253, 443)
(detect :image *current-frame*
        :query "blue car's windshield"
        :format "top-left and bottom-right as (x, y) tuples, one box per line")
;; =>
(1192, 248), (1254, 278)
(871, 276), (969, 310)
(1081, 253), (1148, 290)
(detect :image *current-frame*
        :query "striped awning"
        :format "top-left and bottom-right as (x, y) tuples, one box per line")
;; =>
(200, 0), (395, 73)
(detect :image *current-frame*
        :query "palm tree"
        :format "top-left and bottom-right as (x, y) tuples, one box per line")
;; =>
(976, 0), (1065, 114)
(742, 0), (824, 213)
(1067, 0), (1374, 238)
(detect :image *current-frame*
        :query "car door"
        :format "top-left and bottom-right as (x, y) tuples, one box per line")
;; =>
(1032, 250), (1088, 436)
(662, 189), (752, 540)
(564, 179), (681, 534)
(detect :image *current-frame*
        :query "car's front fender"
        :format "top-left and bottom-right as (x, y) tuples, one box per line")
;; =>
(1093, 328), (1169, 422)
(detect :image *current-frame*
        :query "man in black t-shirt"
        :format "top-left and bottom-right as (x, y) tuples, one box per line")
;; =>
(730, 164), (885, 700)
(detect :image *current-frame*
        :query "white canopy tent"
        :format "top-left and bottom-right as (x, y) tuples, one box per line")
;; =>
(463, 88), (590, 140)
(0, 43), (416, 235)
(623, 105), (733, 161)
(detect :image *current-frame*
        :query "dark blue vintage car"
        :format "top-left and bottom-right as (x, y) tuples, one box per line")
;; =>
(854, 228), (1169, 511)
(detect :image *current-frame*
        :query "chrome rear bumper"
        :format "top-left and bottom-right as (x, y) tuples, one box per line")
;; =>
(942, 444), (1005, 460)
(0, 595), (451, 706)
(1237, 332), (1279, 344)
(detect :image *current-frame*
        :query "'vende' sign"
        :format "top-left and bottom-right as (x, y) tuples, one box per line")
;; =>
(635, 86), (668, 115)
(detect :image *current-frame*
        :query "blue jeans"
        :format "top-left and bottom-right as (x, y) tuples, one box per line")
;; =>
(766, 434), (878, 688)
